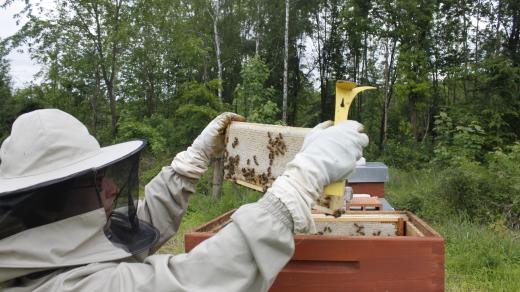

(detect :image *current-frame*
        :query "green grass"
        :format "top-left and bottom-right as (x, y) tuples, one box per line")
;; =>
(439, 219), (520, 291)
(386, 168), (520, 291)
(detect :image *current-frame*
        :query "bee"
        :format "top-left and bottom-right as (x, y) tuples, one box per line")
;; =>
(232, 137), (239, 148)
(372, 230), (381, 236)
(247, 159), (250, 165)
(355, 223), (364, 233)
(253, 155), (259, 166)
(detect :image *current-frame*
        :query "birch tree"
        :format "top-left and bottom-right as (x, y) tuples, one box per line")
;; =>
(282, 0), (289, 123)
(210, 0), (223, 101)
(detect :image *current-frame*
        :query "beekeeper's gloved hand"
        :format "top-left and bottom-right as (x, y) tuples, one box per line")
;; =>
(260, 120), (368, 233)
(171, 112), (245, 179)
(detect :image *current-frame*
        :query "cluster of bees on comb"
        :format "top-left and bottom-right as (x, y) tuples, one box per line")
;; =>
(266, 132), (287, 166)
(224, 132), (289, 192)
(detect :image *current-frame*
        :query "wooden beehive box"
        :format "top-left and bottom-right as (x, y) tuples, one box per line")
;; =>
(185, 210), (444, 292)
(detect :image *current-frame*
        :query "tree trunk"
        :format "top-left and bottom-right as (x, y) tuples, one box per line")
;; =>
(379, 38), (396, 150)
(210, 0), (224, 198)
(410, 92), (418, 141)
(213, 0), (223, 101)
(282, 0), (289, 123)
(255, 2), (260, 56)
(212, 158), (224, 199)
(90, 64), (101, 137)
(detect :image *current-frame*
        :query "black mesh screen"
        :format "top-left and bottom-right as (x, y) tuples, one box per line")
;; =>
(0, 172), (101, 240)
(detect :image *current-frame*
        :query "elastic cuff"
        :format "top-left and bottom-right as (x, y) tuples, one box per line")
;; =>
(258, 192), (294, 232)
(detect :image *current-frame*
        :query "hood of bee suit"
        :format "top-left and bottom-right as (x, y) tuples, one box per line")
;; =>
(0, 208), (132, 282)
(0, 109), (155, 282)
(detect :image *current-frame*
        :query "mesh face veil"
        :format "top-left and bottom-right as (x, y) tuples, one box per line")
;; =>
(98, 150), (159, 254)
(0, 143), (159, 254)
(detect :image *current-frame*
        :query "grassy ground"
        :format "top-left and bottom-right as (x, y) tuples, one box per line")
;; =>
(387, 168), (520, 291)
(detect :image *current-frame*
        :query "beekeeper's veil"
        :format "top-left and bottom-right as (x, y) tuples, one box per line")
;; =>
(0, 109), (159, 255)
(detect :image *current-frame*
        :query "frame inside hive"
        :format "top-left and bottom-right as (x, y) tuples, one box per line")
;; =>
(311, 213), (424, 237)
(192, 210), (426, 237)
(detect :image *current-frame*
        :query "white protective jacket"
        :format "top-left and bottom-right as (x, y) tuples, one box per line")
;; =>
(0, 165), (294, 291)
(0, 114), (367, 292)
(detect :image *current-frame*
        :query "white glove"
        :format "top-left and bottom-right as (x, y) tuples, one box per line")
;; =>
(171, 112), (245, 179)
(263, 120), (368, 233)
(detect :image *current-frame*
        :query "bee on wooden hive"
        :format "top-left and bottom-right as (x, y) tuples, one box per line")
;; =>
(253, 155), (259, 166)
(247, 159), (250, 165)
(332, 209), (345, 218)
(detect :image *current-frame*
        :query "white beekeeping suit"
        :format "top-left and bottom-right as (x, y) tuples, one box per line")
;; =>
(0, 109), (367, 291)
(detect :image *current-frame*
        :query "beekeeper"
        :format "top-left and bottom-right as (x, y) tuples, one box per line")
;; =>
(0, 109), (368, 291)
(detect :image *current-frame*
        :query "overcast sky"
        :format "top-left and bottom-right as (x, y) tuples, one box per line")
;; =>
(0, 1), (44, 89)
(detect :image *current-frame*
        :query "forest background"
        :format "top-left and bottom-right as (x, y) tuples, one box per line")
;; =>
(1, 0), (520, 290)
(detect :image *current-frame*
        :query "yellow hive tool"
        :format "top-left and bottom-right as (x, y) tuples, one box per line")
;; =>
(323, 80), (376, 197)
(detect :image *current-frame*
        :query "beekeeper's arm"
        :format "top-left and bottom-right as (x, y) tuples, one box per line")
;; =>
(137, 112), (245, 253)
(133, 115), (367, 291)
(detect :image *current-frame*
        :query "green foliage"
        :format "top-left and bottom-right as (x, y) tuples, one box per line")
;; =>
(115, 113), (168, 156)
(388, 143), (520, 229)
(167, 80), (224, 149)
(378, 139), (431, 170)
(433, 111), (486, 164)
(0, 48), (14, 141)
(234, 56), (279, 124)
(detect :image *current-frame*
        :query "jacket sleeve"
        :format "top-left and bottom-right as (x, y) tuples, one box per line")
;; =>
(29, 198), (295, 292)
(136, 165), (197, 253)
(144, 200), (294, 292)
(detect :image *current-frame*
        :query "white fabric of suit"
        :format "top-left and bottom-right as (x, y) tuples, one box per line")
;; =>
(0, 114), (367, 292)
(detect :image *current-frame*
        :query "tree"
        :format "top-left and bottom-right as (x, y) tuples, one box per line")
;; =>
(234, 56), (278, 123)
(282, 0), (290, 123)
(0, 45), (15, 141)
